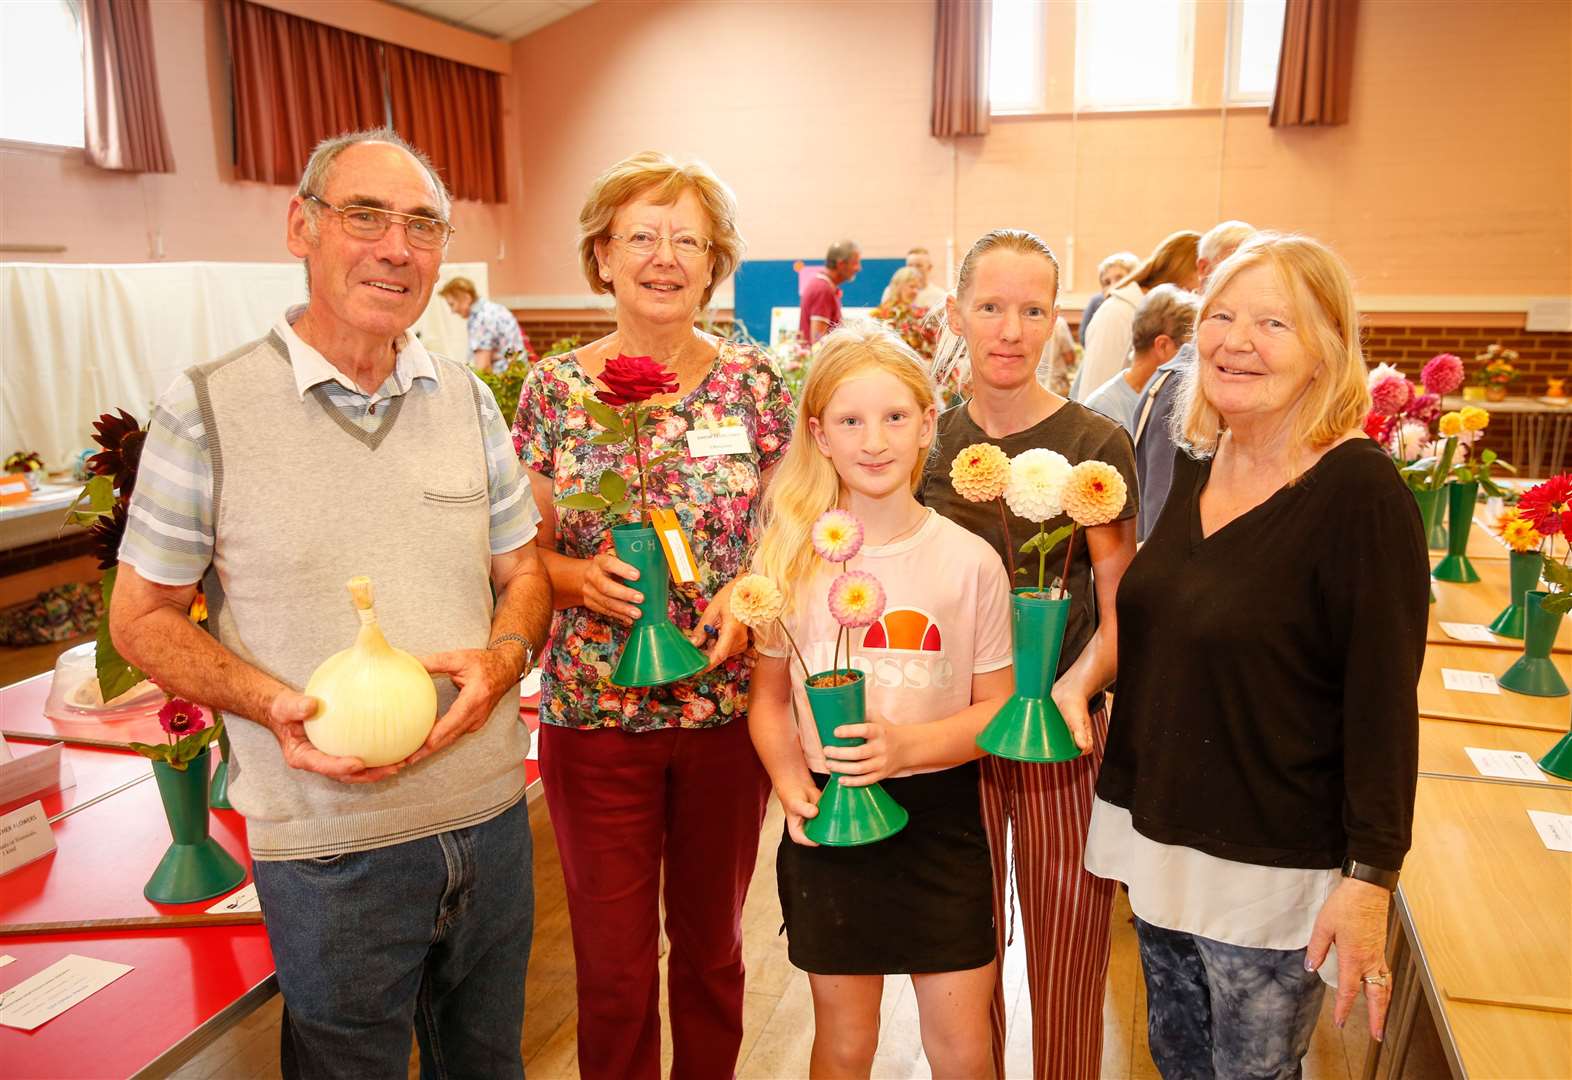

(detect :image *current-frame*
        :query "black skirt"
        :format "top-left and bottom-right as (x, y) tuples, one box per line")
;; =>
(776, 761), (996, 975)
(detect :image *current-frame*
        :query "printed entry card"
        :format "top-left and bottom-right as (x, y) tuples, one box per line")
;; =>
(1441, 668), (1501, 695)
(1527, 810), (1572, 853)
(0, 955), (133, 1030)
(1464, 747), (1550, 783)
(0, 800), (56, 877)
(1438, 621), (1497, 643)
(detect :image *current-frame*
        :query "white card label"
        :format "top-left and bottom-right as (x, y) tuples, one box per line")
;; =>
(206, 882), (261, 914)
(685, 426), (752, 457)
(1442, 668), (1501, 695)
(1527, 809), (1572, 853)
(0, 800), (56, 876)
(1464, 747), (1550, 783)
(0, 742), (74, 806)
(662, 529), (695, 581)
(0, 954), (133, 1030)
(0, 956), (14, 969)
(1439, 621), (1497, 643)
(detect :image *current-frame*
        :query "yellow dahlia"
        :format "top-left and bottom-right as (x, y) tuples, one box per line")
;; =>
(1060, 460), (1128, 527)
(1494, 510), (1543, 554)
(1459, 405), (1490, 432)
(729, 573), (785, 628)
(949, 442), (1010, 502)
(1437, 411), (1463, 437)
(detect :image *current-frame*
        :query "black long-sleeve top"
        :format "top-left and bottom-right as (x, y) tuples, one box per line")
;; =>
(1096, 439), (1428, 871)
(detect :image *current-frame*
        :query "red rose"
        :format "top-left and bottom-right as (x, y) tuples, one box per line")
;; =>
(595, 353), (679, 408)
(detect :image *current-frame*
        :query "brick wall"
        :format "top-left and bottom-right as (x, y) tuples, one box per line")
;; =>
(511, 311), (734, 355)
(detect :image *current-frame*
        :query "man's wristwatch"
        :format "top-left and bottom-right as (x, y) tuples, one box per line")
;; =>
(488, 633), (536, 678)
(1340, 858), (1399, 891)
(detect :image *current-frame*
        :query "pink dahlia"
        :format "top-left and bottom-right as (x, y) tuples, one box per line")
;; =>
(1407, 393), (1441, 424)
(1421, 353), (1465, 396)
(811, 509), (864, 563)
(1362, 410), (1395, 443)
(827, 571), (886, 628)
(1369, 373), (1414, 417)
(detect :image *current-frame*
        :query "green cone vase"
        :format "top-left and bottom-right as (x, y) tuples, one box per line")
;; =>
(145, 747), (247, 904)
(208, 724), (232, 810)
(1498, 592), (1568, 698)
(610, 522), (707, 688)
(802, 671), (907, 846)
(1539, 730), (1572, 781)
(977, 592), (1080, 763)
(1412, 488), (1444, 604)
(1427, 510), (1448, 551)
(1489, 550), (1543, 639)
(1431, 482), (1481, 583)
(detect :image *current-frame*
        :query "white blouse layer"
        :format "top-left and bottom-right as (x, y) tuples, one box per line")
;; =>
(1084, 797), (1342, 985)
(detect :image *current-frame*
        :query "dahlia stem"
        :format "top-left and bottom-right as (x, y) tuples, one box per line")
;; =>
(777, 621), (811, 681)
(1036, 523), (1047, 592)
(1059, 523), (1078, 601)
(996, 498), (1017, 580)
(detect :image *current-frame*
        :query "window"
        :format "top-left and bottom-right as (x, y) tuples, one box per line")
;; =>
(1229, 0), (1287, 103)
(989, 0), (1047, 114)
(0, 1), (85, 148)
(1076, 0), (1193, 110)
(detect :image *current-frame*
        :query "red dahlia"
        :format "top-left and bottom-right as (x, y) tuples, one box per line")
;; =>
(1518, 473), (1572, 538)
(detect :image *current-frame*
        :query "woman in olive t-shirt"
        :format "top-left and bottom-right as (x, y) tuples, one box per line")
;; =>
(921, 229), (1138, 1080)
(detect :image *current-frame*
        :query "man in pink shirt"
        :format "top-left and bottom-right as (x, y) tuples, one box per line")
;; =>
(799, 239), (861, 344)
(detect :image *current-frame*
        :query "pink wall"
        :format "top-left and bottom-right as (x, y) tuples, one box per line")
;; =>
(505, 0), (1570, 303)
(0, 0), (511, 269)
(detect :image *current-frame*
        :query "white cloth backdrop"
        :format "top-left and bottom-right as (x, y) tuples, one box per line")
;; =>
(1, 261), (489, 467)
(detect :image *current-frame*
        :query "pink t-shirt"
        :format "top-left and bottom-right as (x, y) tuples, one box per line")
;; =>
(798, 271), (841, 340)
(760, 510), (1013, 776)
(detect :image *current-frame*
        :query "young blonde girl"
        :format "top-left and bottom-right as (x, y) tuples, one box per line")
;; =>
(748, 321), (1014, 1078)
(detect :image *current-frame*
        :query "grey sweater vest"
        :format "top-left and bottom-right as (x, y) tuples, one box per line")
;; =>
(193, 333), (526, 859)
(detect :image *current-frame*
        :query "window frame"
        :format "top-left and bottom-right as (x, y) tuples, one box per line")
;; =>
(0, 0), (86, 150)
(1225, 0), (1288, 105)
(988, 0), (1050, 116)
(1072, 0), (1197, 113)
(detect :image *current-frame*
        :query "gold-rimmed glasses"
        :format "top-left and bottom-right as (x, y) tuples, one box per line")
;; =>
(303, 194), (454, 250)
(610, 230), (713, 258)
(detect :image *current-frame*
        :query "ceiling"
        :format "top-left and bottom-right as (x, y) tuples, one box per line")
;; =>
(388, 0), (595, 42)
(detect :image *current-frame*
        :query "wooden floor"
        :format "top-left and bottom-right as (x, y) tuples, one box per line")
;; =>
(161, 793), (1454, 1080)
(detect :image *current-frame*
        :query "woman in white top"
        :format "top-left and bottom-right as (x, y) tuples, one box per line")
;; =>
(1072, 230), (1200, 403)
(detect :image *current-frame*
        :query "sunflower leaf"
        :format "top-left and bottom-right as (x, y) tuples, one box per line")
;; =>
(96, 566), (147, 700)
(64, 474), (116, 526)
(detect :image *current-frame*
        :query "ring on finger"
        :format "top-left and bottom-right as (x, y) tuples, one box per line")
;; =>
(1361, 971), (1391, 986)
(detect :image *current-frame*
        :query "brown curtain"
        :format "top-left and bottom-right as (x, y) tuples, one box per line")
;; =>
(80, 0), (175, 173)
(931, 0), (991, 138)
(385, 45), (506, 203)
(1270, 0), (1360, 128)
(223, 0), (385, 186)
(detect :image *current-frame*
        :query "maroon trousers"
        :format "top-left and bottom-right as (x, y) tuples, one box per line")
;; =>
(540, 719), (771, 1080)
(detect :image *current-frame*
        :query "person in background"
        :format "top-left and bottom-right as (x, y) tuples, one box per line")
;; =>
(1131, 220), (1256, 539)
(1082, 233), (1427, 1077)
(512, 151), (792, 1080)
(1078, 250), (1139, 345)
(111, 129), (553, 1078)
(871, 265), (940, 367)
(923, 228), (1138, 1080)
(800, 238), (860, 345)
(439, 276), (528, 374)
(908, 245), (948, 310)
(880, 265), (924, 308)
(1072, 230), (1200, 403)
(1036, 315), (1078, 398)
(1083, 284), (1199, 434)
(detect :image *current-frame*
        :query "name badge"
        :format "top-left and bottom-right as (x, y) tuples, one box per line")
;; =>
(685, 425), (752, 457)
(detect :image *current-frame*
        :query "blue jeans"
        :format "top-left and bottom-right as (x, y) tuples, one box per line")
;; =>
(1134, 916), (1324, 1080)
(252, 797), (533, 1079)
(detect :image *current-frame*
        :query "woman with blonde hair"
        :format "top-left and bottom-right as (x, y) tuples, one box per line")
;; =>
(1073, 229), (1201, 402)
(879, 265), (924, 308)
(512, 150), (792, 1079)
(923, 228), (1139, 1080)
(749, 321), (1013, 1078)
(1083, 233), (1428, 1077)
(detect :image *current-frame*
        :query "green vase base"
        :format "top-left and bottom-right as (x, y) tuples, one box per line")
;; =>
(1429, 585), (1436, 606)
(209, 760), (232, 810)
(144, 838), (247, 904)
(1539, 732), (1572, 781)
(611, 620), (708, 688)
(803, 776), (908, 847)
(1432, 555), (1481, 584)
(1428, 523), (1447, 551)
(1488, 604), (1526, 640)
(976, 696), (1083, 763)
(1498, 658), (1570, 698)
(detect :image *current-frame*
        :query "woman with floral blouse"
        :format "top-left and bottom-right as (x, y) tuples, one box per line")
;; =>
(511, 152), (792, 1080)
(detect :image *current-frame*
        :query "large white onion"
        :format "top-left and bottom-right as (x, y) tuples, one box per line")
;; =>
(304, 576), (437, 767)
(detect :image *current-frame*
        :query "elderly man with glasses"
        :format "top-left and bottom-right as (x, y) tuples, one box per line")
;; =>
(111, 128), (552, 1079)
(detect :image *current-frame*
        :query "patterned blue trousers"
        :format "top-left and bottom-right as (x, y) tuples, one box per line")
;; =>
(1134, 916), (1325, 1080)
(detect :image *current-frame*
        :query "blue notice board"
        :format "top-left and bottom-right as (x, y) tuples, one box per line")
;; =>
(732, 258), (905, 344)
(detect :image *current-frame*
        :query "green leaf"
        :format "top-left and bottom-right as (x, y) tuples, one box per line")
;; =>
(1037, 524), (1075, 554)
(1480, 450), (1497, 465)
(128, 740), (172, 764)
(95, 567), (147, 701)
(557, 492), (611, 511)
(1018, 533), (1043, 557)
(64, 474), (116, 526)
(583, 397), (628, 436)
(645, 451), (680, 470)
(598, 470), (628, 502)
(1480, 477), (1506, 499)
(1542, 592), (1572, 616)
(589, 431), (627, 446)
(1542, 557), (1572, 590)
(607, 499), (634, 518)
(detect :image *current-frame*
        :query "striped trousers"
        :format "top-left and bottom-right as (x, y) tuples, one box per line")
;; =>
(982, 706), (1114, 1080)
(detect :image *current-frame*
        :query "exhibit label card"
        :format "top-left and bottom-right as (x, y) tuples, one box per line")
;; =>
(206, 882), (261, 914)
(0, 800), (56, 876)
(0, 741), (75, 806)
(1441, 668), (1501, 695)
(1527, 810), (1572, 853)
(1438, 621), (1497, 643)
(0, 955), (133, 1030)
(1464, 747), (1549, 783)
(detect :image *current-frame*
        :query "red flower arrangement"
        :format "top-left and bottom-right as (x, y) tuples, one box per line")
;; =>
(129, 697), (222, 771)
(1517, 473), (1572, 616)
(559, 354), (682, 523)
(594, 353), (680, 408)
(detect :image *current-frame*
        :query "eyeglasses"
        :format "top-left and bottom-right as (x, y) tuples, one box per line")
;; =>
(610, 230), (713, 258)
(303, 194), (454, 250)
